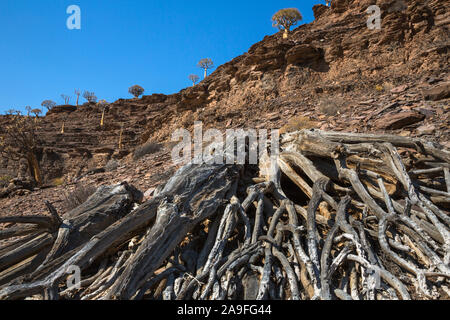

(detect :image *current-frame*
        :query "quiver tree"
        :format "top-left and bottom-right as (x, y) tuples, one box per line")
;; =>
(61, 94), (71, 105)
(41, 100), (56, 111)
(0, 111), (42, 185)
(83, 91), (97, 103)
(31, 109), (42, 123)
(272, 8), (303, 39)
(97, 100), (109, 127)
(60, 115), (68, 134)
(198, 58), (214, 79)
(25, 106), (32, 116)
(74, 90), (81, 106)
(128, 85), (145, 98)
(189, 74), (200, 86)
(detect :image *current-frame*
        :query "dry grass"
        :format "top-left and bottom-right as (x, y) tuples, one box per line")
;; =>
(317, 97), (345, 116)
(133, 142), (162, 161)
(0, 176), (12, 188)
(52, 177), (65, 186)
(383, 81), (395, 92)
(375, 82), (395, 93)
(280, 116), (317, 134)
(104, 159), (119, 172)
(63, 184), (97, 211)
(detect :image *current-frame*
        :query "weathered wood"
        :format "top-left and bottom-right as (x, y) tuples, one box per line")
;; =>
(0, 233), (54, 272)
(0, 129), (448, 300)
(0, 225), (42, 241)
(105, 163), (241, 299)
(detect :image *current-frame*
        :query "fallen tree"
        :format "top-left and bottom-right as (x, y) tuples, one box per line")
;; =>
(0, 129), (449, 300)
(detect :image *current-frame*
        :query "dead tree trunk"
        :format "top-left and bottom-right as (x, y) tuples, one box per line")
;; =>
(0, 129), (449, 300)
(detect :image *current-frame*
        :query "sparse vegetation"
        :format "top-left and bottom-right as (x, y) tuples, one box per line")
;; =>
(317, 97), (345, 116)
(63, 184), (97, 211)
(383, 81), (395, 92)
(279, 115), (317, 134)
(41, 100), (56, 111)
(83, 91), (97, 103)
(133, 141), (162, 160)
(198, 58), (214, 79)
(104, 159), (119, 172)
(0, 175), (12, 188)
(189, 74), (200, 86)
(128, 85), (145, 98)
(272, 8), (303, 38)
(0, 110), (43, 185)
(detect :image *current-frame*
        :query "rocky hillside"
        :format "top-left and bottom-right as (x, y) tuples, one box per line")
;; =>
(0, 0), (449, 203)
(0, 0), (449, 302)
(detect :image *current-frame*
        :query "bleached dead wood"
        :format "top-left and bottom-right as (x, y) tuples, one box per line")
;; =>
(0, 129), (449, 300)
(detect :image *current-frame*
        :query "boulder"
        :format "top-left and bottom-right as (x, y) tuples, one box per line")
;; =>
(423, 82), (450, 101)
(375, 111), (425, 130)
(390, 84), (408, 94)
(416, 124), (436, 135)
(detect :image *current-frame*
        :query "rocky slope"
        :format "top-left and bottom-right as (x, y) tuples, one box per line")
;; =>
(0, 0), (449, 214)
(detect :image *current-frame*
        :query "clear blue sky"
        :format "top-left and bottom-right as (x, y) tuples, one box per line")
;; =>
(0, 0), (323, 113)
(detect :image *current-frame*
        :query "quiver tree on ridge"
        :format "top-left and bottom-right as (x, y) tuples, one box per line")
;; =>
(272, 8), (303, 39)
(41, 100), (56, 111)
(198, 58), (214, 79)
(189, 74), (200, 86)
(83, 91), (97, 103)
(31, 109), (42, 122)
(74, 90), (81, 106)
(61, 94), (71, 105)
(128, 85), (145, 98)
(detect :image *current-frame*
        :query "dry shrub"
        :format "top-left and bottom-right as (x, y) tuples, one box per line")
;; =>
(133, 142), (162, 160)
(280, 116), (317, 134)
(383, 81), (395, 92)
(317, 97), (345, 116)
(0, 176), (12, 188)
(63, 184), (97, 211)
(52, 177), (65, 186)
(104, 159), (119, 172)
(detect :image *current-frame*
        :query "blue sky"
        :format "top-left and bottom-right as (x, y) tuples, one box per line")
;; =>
(0, 0), (323, 113)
